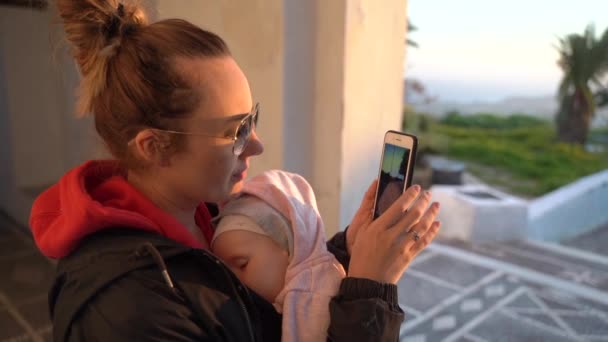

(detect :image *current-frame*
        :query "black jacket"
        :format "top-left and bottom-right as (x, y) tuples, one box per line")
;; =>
(49, 228), (404, 341)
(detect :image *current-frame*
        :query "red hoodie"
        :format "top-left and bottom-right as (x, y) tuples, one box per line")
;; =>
(30, 160), (215, 259)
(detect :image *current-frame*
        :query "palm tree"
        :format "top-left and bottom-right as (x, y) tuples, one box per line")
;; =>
(555, 25), (608, 145)
(407, 20), (418, 48)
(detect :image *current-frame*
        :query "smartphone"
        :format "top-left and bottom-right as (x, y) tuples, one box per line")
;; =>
(372, 130), (418, 219)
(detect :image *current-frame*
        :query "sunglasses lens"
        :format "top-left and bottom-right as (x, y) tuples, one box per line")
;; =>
(233, 105), (258, 156)
(233, 118), (250, 156)
(233, 140), (244, 156)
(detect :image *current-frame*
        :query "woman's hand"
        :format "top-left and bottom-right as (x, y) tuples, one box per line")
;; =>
(345, 180), (378, 255)
(347, 185), (441, 284)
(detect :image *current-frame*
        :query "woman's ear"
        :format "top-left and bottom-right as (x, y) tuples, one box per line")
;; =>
(130, 129), (172, 166)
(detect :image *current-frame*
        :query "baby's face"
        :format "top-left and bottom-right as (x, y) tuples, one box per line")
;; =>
(212, 230), (289, 303)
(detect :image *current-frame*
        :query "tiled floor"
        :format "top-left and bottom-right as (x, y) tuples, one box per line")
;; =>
(0, 215), (53, 342)
(564, 223), (608, 257)
(399, 238), (608, 341)
(1, 213), (607, 341)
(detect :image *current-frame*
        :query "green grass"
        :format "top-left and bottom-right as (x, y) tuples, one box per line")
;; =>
(404, 111), (608, 197)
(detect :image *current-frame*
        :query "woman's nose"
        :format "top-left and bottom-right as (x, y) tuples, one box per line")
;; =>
(241, 130), (264, 158)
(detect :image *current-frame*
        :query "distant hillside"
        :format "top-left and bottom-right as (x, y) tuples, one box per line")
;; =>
(407, 94), (608, 128)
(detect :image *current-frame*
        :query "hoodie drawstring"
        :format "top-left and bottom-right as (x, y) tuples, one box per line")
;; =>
(136, 242), (176, 291)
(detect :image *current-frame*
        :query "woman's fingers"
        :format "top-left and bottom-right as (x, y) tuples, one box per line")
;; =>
(410, 221), (441, 255)
(375, 185), (422, 228)
(390, 190), (433, 232)
(347, 185), (442, 284)
(397, 201), (440, 246)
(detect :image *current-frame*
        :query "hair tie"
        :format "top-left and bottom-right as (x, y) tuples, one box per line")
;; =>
(103, 3), (130, 40)
(117, 3), (125, 17)
(104, 15), (120, 39)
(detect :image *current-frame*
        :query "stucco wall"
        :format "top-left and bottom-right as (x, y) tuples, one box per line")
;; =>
(0, 5), (92, 225)
(339, 0), (408, 229)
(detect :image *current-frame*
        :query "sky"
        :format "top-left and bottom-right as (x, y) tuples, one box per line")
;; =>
(406, 0), (608, 103)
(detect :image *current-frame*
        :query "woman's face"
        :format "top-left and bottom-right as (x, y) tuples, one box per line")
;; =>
(159, 56), (264, 205)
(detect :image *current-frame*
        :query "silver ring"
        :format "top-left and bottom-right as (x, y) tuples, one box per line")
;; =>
(411, 230), (420, 242)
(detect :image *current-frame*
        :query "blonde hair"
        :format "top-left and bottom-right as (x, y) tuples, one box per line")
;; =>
(56, 0), (231, 167)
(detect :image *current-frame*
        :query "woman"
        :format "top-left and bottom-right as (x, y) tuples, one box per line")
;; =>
(30, 1), (441, 341)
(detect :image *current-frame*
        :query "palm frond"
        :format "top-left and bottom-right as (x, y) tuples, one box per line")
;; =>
(558, 74), (572, 101)
(555, 24), (608, 143)
(406, 19), (418, 48)
(557, 25), (608, 94)
(408, 20), (418, 33)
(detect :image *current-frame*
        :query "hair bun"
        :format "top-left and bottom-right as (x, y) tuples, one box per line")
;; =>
(103, 2), (146, 41)
(56, 0), (149, 115)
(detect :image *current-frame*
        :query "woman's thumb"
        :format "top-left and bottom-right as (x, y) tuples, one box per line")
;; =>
(354, 179), (378, 220)
(361, 179), (378, 211)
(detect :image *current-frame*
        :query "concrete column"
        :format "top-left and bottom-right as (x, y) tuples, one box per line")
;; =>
(283, 0), (315, 180)
(282, 0), (407, 235)
(312, 0), (408, 234)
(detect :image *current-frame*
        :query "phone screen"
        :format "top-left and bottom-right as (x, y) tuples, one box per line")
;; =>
(374, 143), (411, 219)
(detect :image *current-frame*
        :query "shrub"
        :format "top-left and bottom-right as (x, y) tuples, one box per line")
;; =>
(404, 111), (608, 196)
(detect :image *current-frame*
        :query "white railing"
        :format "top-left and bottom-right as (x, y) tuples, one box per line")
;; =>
(432, 169), (608, 242)
(528, 169), (608, 242)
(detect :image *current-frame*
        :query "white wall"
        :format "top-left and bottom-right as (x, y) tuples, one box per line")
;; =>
(1, 7), (66, 190)
(0, 5), (92, 225)
(308, 0), (408, 233)
(0, 38), (33, 225)
(339, 0), (408, 229)
(282, 0), (315, 180)
(309, 0), (349, 235)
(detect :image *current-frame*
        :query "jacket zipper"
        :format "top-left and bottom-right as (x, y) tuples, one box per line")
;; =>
(202, 251), (256, 342)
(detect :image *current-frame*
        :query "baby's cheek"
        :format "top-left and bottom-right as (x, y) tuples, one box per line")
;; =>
(265, 252), (289, 295)
(209, 241), (236, 274)
(209, 236), (225, 257)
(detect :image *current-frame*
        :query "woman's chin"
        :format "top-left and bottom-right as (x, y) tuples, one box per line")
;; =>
(229, 179), (244, 194)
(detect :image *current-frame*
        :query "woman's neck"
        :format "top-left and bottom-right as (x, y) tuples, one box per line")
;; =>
(126, 171), (209, 248)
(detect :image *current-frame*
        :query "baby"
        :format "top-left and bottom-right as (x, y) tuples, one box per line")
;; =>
(211, 170), (345, 342)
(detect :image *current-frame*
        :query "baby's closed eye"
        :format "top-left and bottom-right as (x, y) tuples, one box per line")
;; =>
(231, 257), (249, 270)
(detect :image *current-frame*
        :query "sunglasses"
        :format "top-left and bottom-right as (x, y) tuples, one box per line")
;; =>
(152, 103), (259, 156)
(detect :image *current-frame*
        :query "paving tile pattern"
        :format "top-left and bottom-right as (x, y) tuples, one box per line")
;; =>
(1, 215), (607, 341)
